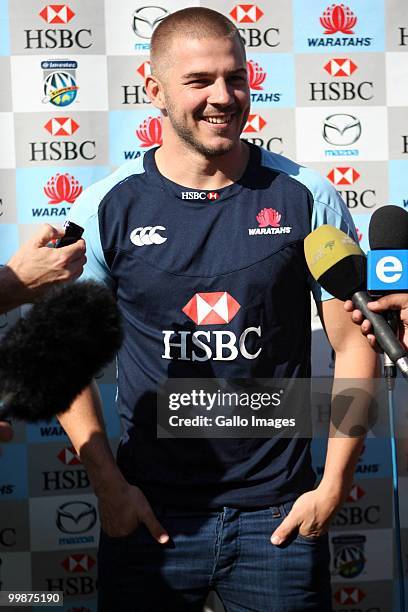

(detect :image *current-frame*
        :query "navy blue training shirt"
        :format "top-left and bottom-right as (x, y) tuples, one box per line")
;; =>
(69, 143), (357, 509)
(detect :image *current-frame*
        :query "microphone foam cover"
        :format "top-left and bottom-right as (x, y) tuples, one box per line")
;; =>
(369, 205), (408, 250)
(0, 280), (123, 422)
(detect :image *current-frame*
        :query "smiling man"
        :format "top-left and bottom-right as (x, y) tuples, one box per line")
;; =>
(61, 7), (377, 612)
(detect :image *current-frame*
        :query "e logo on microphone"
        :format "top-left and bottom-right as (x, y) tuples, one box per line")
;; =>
(367, 250), (408, 291)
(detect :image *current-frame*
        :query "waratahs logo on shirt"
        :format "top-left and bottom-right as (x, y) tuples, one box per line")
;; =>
(41, 60), (78, 107)
(62, 553), (95, 573)
(307, 4), (373, 49)
(44, 173), (82, 204)
(248, 208), (292, 236)
(332, 534), (366, 578)
(136, 116), (162, 147)
(162, 291), (262, 362)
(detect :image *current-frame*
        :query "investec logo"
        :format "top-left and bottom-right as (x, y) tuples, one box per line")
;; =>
(308, 4), (372, 49)
(248, 208), (292, 235)
(181, 192), (219, 200)
(162, 292), (262, 362)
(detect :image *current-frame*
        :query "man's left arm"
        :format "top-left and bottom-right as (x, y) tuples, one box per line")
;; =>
(271, 297), (378, 545)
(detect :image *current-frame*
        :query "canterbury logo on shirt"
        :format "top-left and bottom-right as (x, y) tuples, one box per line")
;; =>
(130, 226), (167, 246)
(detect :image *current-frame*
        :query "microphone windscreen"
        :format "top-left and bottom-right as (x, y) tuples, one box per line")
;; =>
(369, 205), (408, 250)
(304, 225), (366, 301)
(0, 281), (122, 422)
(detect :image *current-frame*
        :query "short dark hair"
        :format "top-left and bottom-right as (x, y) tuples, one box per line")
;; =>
(150, 7), (245, 78)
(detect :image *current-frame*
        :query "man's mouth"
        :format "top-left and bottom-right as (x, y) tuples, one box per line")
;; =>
(201, 114), (233, 125)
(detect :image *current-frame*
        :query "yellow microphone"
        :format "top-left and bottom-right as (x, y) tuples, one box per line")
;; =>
(304, 225), (408, 376)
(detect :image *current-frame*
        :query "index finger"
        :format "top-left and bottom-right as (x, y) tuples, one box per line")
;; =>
(58, 238), (86, 259)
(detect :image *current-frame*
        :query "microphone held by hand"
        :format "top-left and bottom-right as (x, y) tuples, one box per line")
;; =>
(0, 280), (123, 422)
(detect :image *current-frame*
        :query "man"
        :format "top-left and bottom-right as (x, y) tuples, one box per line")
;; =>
(0, 223), (86, 441)
(61, 8), (377, 611)
(345, 295), (408, 350)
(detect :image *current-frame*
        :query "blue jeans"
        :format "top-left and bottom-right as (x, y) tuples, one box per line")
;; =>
(97, 500), (332, 612)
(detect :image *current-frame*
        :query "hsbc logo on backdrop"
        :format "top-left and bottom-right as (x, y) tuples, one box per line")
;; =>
(136, 116), (162, 147)
(29, 117), (96, 163)
(246, 60), (281, 103)
(44, 117), (79, 136)
(121, 61), (151, 106)
(309, 57), (373, 102)
(327, 167), (360, 185)
(229, 4), (264, 23)
(25, 4), (93, 50)
(324, 58), (357, 77)
(39, 5), (75, 24)
(162, 292), (262, 362)
(307, 4), (372, 49)
(334, 587), (366, 605)
(327, 166), (378, 210)
(243, 114), (267, 133)
(58, 446), (81, 466)
(346, 483), (365, 502)
(229, 3), (279, 49)
(62, 553), (95, 573)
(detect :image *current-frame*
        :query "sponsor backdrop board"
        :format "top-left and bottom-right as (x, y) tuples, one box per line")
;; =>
(0, 1), (407, 610)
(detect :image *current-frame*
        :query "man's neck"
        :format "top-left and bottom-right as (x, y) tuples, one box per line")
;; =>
(154, 140), (249, 190)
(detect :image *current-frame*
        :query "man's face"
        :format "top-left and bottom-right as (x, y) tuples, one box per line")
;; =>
(158, 35), (250, 157)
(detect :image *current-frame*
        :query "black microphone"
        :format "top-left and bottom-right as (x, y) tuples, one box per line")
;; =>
(368, 205), (408, 378)
(0, 280), (123, 422)
(304, 225), (408, 378)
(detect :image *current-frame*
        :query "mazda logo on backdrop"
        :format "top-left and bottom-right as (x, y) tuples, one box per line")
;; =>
(323, 114), (362, 146)
(132, 6), (169, 39)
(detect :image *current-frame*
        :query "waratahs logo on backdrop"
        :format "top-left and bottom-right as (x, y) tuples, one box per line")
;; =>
(293, 0), (384, 53)
(41, 60), (78, 107)
(16, 166), (109, 224)
(246, 56), (294, 106)
(109, 110), (163, 165)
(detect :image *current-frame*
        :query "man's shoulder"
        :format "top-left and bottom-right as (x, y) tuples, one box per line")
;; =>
(257, 147), (337, 206)
(69, 156), (145, 225)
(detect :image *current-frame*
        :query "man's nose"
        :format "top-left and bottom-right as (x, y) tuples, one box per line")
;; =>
(207, 79), (234, 105)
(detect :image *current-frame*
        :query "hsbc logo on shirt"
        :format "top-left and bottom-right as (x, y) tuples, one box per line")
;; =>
(181, 192), (220, 200)
(162, 292), (262, 362)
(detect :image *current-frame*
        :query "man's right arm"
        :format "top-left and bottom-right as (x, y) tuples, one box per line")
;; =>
(57, 382), (169, 544)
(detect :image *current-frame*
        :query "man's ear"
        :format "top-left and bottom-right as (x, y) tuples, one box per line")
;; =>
(145, 74), (166, 110)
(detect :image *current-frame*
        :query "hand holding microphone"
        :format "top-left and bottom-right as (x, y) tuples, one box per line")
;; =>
(304, 223), (408, 377)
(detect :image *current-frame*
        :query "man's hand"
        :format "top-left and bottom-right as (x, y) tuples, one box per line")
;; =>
(271, 483), (344, 545)
(0, 421), (13, 442)
(98, 481), (169, 544)
(5, 223), (86, 303)
(344, 294), (408, 351)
